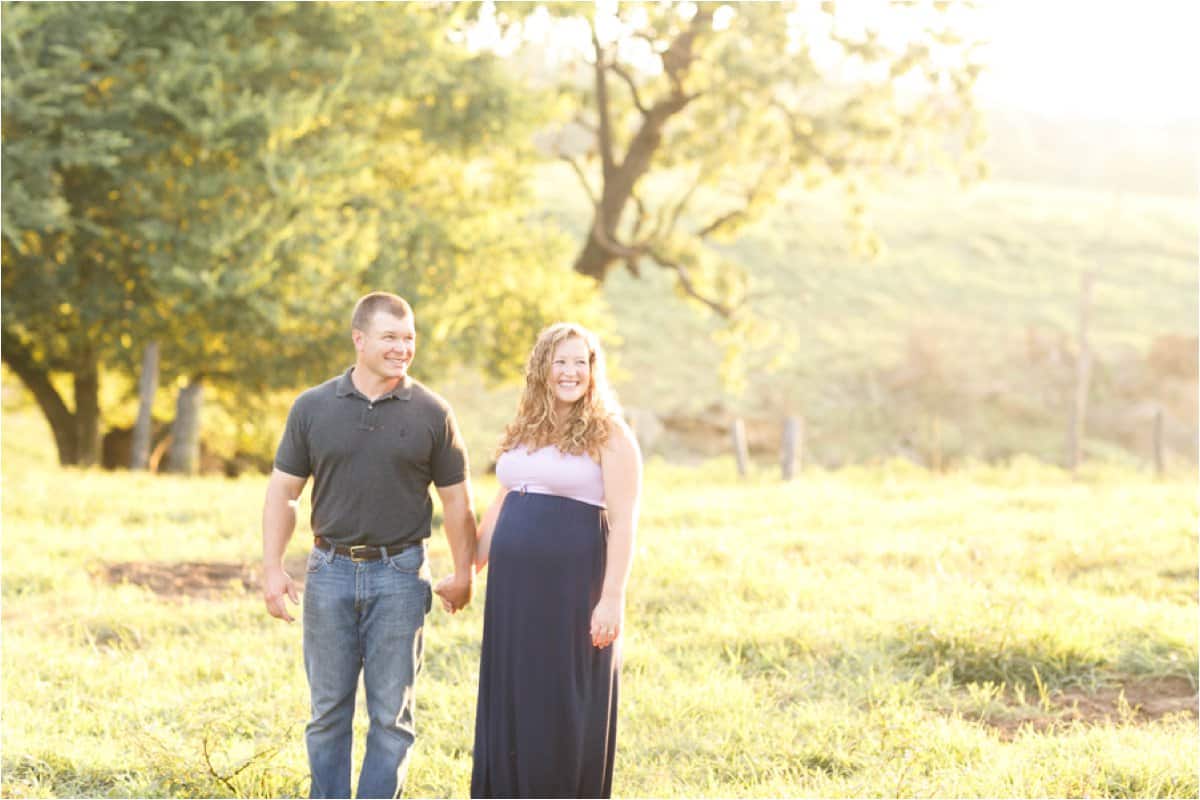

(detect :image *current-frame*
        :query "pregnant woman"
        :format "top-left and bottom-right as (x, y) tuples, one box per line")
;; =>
(462, 322), (642, 798)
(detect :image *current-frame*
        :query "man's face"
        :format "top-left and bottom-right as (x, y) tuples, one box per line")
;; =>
(354, 311), (416, 381)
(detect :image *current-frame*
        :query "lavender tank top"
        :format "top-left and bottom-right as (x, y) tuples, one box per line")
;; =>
(495, 445), (606, 508)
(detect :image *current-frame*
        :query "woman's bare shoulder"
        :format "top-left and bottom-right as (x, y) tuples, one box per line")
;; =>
(603, 415), (640, 457)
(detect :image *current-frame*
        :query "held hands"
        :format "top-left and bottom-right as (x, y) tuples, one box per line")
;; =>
(263, 567), (299, 623)
(434, 571), (474, 614)
(590, 594), (623, 649)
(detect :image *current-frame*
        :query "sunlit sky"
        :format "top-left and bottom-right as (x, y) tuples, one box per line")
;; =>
(977, 0), (1198, 122)
(471, 1), (1198, 124)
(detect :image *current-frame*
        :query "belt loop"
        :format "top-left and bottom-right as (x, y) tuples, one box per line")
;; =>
(380, 545), (389, 561)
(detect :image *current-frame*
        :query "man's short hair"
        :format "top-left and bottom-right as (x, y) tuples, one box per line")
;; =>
(352, 292), (413, 333)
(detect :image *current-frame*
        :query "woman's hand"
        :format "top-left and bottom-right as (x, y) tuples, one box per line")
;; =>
(590, 594), (624, 649)
(434, 571), (473, 614)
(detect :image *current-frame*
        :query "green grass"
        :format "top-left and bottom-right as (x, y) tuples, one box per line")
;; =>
(2, 408), (1197, 798)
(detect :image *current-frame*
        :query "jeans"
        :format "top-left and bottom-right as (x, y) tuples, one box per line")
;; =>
(303, 543), (432, 799)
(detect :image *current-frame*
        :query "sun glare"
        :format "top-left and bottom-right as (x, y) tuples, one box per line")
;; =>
(976, 0), (1198, 122)
(463, 0), (1195, 124)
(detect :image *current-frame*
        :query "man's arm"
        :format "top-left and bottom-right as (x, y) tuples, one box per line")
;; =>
(433, 479), (478, 613)
(262, 468), (308, 623)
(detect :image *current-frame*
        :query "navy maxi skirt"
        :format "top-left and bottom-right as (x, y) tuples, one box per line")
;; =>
(471, 491), (619, 799)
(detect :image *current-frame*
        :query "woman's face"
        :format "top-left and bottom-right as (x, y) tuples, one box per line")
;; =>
(549, 335), (591, 413)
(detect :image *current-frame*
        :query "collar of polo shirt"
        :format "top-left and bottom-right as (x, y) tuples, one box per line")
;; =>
(335, 367), (413, 402)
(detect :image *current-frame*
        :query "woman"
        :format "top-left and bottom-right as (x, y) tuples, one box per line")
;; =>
(467, 322), (641, 799)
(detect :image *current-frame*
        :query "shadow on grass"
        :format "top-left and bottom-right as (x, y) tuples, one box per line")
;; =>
(92, 555), (310, 601)
(887, 623), (1198, 739)
(890, 623), (1111, 688)
(3, 749), (307, 799)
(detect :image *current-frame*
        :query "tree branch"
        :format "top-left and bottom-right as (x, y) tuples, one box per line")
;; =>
(608, 61), (648, 116)
(660, 8), (713, 95)
(560, 154), (598, 208)
(629, 191), (649, 240)
(571, 113), (599, 134)
(695, 208), (747, 241)
(655, 170), (705, 242)
(772, 100), (852, 173)
(693, 160), (782, 240)
(624, 192), (652, 277)
(590, 23), (617, 180)
(646, 247), (736, 318)
(589, 214), (645, 260)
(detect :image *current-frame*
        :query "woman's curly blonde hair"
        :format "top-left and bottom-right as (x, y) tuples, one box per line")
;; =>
(496, 322), (621, 460)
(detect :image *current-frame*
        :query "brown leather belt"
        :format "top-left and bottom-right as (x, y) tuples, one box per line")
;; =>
(314, 536), (414, 562)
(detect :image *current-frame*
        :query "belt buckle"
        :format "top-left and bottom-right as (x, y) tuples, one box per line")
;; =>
(349, 545), (372, 562)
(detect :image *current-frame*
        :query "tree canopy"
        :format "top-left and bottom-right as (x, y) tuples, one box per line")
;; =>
(476, 1), (987, 315)
(2, 2), (601, 466)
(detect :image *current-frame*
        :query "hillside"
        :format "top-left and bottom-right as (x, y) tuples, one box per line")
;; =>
(521, 108), (1198, 467)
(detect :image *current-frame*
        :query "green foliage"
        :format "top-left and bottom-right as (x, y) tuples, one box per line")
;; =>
(2, 2), (606, 461)
(2, 1), (142, 368)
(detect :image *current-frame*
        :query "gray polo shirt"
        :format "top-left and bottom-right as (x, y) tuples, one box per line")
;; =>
(274, 368), (468, 548)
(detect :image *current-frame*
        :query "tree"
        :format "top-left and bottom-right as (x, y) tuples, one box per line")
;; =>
(3, 2), (604, 468)
(2, 2), (149, 465)
(483, 1), (987, 315)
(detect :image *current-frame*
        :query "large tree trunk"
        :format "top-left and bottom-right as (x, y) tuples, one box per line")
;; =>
(571, 124), (672, 282)
(571, 106), (684, 282)
(570, 14), (707, 283)
(74, 353), (101, 467)
(1, 327), (80, 465)
(130, 341), (160, 470)
(573, 232), (619, 281)
(165, 378), (204, 475)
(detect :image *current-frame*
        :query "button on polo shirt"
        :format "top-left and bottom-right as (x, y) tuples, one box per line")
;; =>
(274, 368), (468, 549)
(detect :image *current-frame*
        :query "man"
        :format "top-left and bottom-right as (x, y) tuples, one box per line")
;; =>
(262, 291), (476, 799)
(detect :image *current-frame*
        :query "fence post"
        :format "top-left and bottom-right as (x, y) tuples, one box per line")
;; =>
(130, 340), (160, 470)
(1065, 269), (1094, 475)
(781, 416), (803, 480)
(732, 418), (749, 478)
(1153, 406), (1165, 477)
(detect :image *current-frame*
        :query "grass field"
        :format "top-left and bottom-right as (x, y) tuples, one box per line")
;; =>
(2, 407), (1196, 798)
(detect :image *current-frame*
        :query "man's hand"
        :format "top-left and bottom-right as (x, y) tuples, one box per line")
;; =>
(433, 571), (473, 614)
(263, 567), (300, 622)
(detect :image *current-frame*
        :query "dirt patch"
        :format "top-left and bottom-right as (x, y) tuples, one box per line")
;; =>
(981, 676), (1198, 740)
(96, 556), (309, 601)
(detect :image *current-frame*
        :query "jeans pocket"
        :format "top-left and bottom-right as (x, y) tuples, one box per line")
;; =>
(385, 545), (424, 575)
(306, 547), (331, 574)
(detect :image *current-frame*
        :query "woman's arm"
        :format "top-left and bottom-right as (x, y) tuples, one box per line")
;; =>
(474, 485), (510, 573)
(591, 417), (643, 648)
